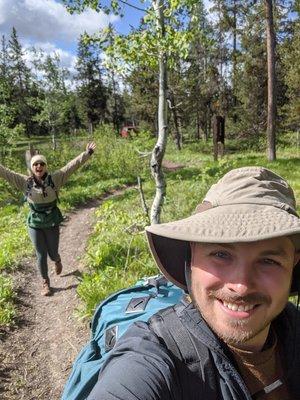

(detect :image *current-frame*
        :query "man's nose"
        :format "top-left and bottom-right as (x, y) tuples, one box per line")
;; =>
(226, 262), (255, 296)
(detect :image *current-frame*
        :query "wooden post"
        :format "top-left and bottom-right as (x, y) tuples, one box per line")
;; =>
(212, 115), (225, 161)
(213, 116), (218, 161)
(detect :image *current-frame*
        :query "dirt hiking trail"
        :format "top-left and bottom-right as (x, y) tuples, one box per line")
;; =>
(0, 191), (123, 400)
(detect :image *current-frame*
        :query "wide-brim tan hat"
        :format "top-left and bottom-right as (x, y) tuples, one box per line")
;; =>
(146, 167), (300, 294)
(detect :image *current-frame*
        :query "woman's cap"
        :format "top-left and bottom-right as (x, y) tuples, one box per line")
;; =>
(30, 154), (47, 170)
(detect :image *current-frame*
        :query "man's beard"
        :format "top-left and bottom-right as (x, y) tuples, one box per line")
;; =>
(211, 315), (270, 345)
(191, 285), (281, 346)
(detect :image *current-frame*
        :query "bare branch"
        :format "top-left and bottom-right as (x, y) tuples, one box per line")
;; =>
(137, 176), (150, 225)
(118, 0), (147, 13)
(167, 99), (182, 110)
(135, 148), (152, 157)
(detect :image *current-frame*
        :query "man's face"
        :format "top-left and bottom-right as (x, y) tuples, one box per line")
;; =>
(191, 237), (299, 351)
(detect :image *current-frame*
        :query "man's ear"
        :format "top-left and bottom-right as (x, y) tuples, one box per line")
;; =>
(291, 252), (300, 294)
(294, 251), (300, 267)
(190, 242), (196, 267)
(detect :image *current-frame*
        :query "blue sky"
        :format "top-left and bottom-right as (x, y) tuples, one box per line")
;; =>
(0, 0), (212, 73)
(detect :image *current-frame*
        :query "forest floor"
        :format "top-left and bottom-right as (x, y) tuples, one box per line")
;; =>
(0, 190), (125, 400)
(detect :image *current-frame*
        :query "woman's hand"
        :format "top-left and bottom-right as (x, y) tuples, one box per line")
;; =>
(86, 142), (96, 153)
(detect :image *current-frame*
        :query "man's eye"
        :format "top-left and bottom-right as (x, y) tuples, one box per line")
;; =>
(261, 258), (280, 266)
(211, 251), (230, 259)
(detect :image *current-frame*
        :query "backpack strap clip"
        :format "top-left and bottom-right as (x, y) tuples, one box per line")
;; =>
(105, 326), (118, 352)
(144, 275), (169, 296)
(125, 295), (152, 313)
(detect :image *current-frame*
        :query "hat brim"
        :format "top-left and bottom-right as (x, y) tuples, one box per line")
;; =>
(147, 232), (189, 291)
(146, 203), (300, 293)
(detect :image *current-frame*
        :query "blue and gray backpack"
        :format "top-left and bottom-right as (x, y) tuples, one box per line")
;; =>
(62, 275), (185, 400)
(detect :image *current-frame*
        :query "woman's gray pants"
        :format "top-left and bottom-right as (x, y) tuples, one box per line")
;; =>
(28, 226), (60, 280)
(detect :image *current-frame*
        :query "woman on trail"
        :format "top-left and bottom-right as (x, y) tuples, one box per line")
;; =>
(0, 142), (96, 296)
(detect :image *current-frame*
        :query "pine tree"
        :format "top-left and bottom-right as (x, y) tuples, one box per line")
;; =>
(125, 66), (158, 132)
(76, 36), (107, 134)
(280, 0), (300, 130)
(60, 93), (82, 134)
(184, 2), (219, 140)
(0, 35), (23, 157)
(32, 51), (71, 146)
(8, 27), (37, 137)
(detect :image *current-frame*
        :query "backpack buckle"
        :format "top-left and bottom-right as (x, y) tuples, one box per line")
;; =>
(125, 295), (152, 313)
(105, 326), (118, 351)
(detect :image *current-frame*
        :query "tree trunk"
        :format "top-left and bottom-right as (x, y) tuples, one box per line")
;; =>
(207, 103), (211, 140)
(52, 131), (57, 151)
(213, 116), (219, 161)
(111, 69), (120, 135)
(50, 118), (56, 151)
(173, 109), (182, 150)
(169, 90), (182, 150)
(265, 0), (276, 161)
(150, 0), (168, 225)
(232, 0), (238, 123)
(88, 121), (93, 137)
(196, 109), (200, 140)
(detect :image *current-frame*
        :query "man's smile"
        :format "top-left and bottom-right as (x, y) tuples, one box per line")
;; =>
(222, 300), (256, 312)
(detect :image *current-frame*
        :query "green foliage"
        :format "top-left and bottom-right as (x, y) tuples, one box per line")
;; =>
(0, 208), (31, 271)
(0, 275), (15, 326)
(6, 28), (39, 137)
(31, 50), (73, 137)
(65, 0), (202, 81)
(76, 36), (107, 130)
(0, 74), (24, 152)
(280, 10), (300, 129)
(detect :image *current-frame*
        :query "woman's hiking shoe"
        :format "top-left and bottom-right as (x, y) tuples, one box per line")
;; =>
(55, 257), (63, 275)
(41, 279), (51, 296)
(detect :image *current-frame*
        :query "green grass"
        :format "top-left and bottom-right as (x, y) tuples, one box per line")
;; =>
(0, 275), (15, 326)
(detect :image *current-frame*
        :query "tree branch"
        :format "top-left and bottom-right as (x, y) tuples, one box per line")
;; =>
(137, 176), (150, 225)
(118, 0), (147, 13)
(135, 149), (152, 157)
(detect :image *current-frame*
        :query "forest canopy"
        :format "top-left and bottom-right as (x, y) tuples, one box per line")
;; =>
(0, 0), (299, 147)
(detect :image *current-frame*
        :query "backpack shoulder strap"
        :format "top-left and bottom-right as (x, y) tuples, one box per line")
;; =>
(149, 303), (207, 367)
(24, 176), (34, 201)
(46, 174), (59, 202)
(149, 304), (223, 398)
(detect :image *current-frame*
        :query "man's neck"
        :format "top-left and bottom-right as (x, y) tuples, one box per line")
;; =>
(226, 325), (271, 353)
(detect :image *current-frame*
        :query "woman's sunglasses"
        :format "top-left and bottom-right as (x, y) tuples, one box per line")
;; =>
(33, 162), (46, 167)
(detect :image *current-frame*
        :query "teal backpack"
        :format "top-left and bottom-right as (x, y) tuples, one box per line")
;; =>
(62, 275), (184, 400)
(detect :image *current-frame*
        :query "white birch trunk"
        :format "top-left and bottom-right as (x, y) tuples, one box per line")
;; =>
(150, 0), (168, 225)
